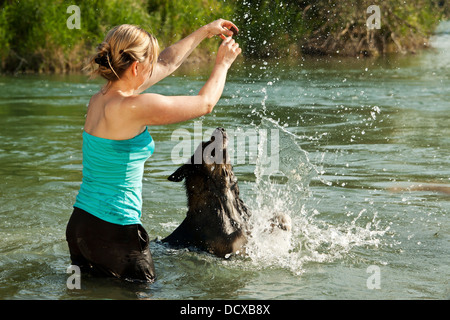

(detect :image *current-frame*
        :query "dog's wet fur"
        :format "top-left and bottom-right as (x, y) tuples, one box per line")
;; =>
(162, 127), (290, 258)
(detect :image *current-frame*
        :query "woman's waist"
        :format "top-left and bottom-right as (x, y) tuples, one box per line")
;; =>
(78, 177), (143, 195)
(74, 181), (143, 221)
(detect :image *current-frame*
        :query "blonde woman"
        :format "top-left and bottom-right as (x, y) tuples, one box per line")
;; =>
(66, 19), (241, 282)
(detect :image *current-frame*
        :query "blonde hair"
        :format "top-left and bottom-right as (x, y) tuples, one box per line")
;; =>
(84, 24), (159, 83)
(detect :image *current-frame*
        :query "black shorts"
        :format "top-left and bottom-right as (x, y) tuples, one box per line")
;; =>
(66, 207), (156, 283)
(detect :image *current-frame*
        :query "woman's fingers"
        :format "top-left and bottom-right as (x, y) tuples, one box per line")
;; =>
(211, 19), (238, 38)
(221, 20), (239, 36)
(222, 37), (238, 50)
(217, 35), (241, 66)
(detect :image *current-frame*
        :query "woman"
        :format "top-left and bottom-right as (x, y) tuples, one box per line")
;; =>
(66, 19), (241, 283)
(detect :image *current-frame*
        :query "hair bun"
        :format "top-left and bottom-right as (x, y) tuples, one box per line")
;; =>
(84, 24), (159, 82)
(95, 53), (110, 68)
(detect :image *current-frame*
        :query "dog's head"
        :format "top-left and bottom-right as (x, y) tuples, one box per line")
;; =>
(168, 127), (251, 223)
(168, 127), (236, 193)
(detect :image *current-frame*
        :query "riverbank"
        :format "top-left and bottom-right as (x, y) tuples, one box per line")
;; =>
(1, 0), (448, 74)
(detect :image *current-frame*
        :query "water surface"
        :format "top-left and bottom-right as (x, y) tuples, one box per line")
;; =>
(0, 23), (449, 300)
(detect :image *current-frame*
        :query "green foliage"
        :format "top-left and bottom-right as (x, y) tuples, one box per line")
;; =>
(0, 6), (11, 59)
(0, 0), (448, 73)
(146, 0), (233, 49)
(0, 0), (151, 72)
(231, 0), (306, 58)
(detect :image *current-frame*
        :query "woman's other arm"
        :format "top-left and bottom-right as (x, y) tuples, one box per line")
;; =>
(136, 19), (238, 93)
(129, 36), (241, 126)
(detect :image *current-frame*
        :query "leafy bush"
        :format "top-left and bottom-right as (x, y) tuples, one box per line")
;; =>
(0, 0), (448, 73)
(0, 0), (151, 73)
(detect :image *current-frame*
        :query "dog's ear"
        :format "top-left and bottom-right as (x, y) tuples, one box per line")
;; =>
(168, 164), (190, 182)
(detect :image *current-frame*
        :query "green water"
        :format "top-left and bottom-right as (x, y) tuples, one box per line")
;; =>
(1, 24), (449, 300)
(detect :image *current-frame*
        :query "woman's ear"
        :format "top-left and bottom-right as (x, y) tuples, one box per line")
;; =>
(131, 61), (139, 77)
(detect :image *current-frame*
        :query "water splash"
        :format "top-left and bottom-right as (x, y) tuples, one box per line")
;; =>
(243, 116), (387, 275)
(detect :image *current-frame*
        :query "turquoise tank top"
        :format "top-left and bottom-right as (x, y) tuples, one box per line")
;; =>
(74, 128), (155, 225)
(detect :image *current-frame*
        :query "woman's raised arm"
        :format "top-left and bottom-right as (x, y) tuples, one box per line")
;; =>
(136, 19), (238, 93)
(129, 36), (241, 126)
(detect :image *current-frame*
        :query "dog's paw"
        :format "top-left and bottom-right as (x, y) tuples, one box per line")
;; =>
(270, 212), (292, 232)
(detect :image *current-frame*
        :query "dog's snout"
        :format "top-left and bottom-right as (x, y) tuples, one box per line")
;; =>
(213, 127), (226, 138)
(211, 128), (228, 147)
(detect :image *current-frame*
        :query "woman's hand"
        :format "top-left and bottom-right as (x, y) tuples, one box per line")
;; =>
(205, 19), (239, 39)
(216, 36), (241, 68)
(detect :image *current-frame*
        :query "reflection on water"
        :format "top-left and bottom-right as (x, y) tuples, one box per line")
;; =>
(0, 23), (449, 299)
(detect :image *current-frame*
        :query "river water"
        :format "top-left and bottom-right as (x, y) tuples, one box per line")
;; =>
(0, 23), (449, 300)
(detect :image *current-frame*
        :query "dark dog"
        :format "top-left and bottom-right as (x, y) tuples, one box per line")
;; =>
(163, 127), (290, 258)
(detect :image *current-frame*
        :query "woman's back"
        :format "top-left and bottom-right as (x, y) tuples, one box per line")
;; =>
(84, 91), (146, 140)
(74, 127), (155, 225)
